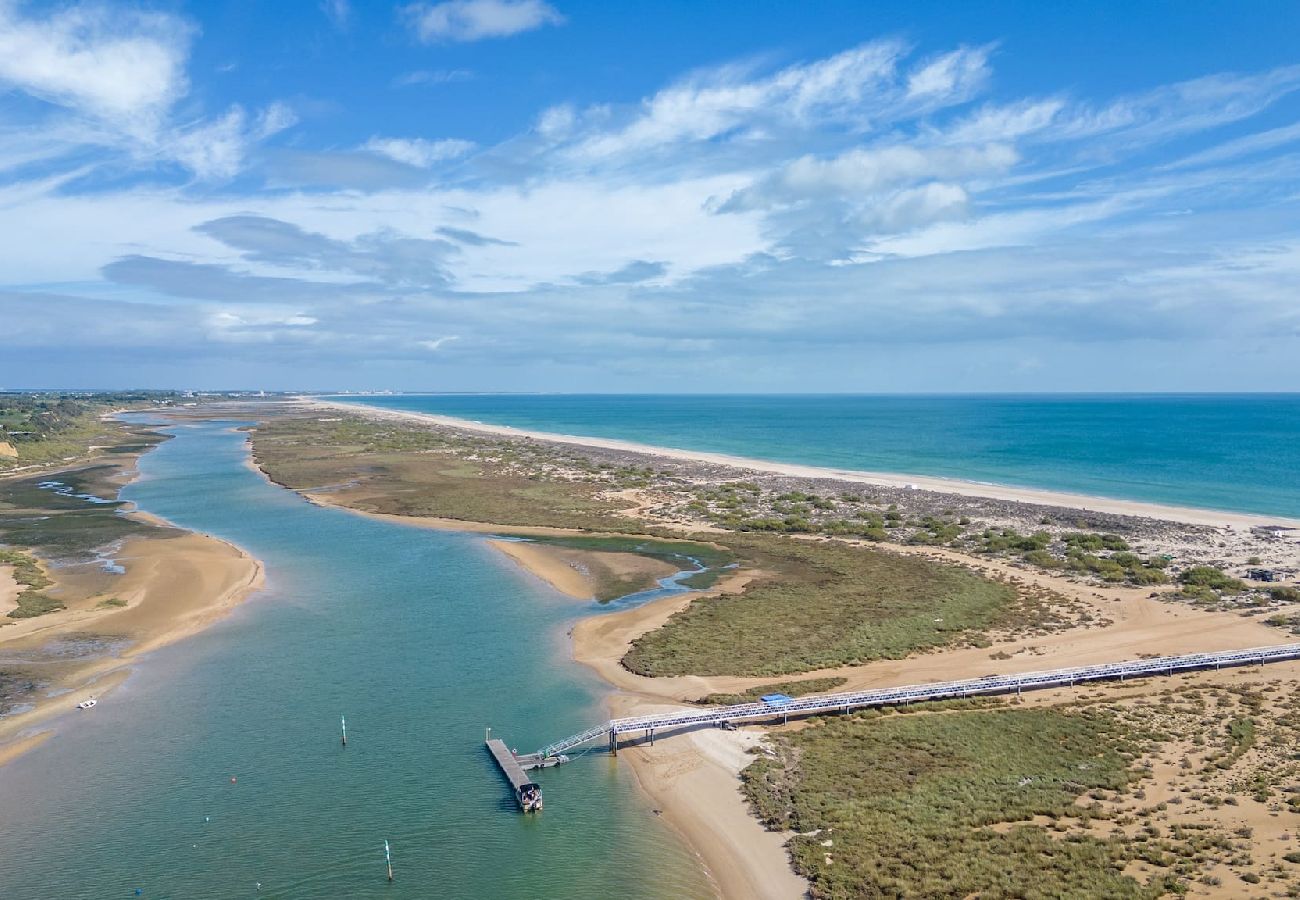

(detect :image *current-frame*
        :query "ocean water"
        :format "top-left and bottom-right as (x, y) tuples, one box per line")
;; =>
(0, 420), (710, 899)
(334, 394), (1300, 520)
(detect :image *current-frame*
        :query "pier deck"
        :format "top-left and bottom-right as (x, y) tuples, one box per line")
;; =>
(486, 738), (543, 812)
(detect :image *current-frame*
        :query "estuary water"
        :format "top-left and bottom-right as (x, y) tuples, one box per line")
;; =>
(334, 394), (1300, 520)
(0, 419), (710, 899)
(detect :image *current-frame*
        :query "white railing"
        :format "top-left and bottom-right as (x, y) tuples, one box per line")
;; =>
(536, 643), (1300, 755)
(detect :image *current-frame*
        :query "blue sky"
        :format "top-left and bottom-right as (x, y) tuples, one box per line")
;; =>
(2, 0), (1299, 391)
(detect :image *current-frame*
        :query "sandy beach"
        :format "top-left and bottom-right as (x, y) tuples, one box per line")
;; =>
(306, 398), (1300, 532)
(0, 517), (263, 768)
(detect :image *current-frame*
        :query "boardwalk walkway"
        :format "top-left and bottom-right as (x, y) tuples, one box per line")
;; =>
(537, 642), (1300, 758)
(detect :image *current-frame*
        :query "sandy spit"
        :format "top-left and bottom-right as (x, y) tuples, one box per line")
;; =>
(489, 539), (594, 600)
(0, 529), (264, 768)
(305, 398), (1300, 531)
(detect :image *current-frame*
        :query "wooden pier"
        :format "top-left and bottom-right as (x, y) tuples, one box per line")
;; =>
(485, 738), (543, 812)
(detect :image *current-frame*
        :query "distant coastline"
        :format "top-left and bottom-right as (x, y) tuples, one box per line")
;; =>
(312, 397), (1300, 531)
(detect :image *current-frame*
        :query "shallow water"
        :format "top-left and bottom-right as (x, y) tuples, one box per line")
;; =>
(338, 393), (1300, 519)
(0, 419), (710, 899)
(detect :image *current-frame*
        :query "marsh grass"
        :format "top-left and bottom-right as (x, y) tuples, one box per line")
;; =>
(253, 417), (629, 530)
(742, 706), (1174, 899)
(623, 534), (1019, 677)
(0, 547), (65, 618)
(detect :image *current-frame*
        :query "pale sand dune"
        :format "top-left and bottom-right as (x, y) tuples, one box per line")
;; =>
(490, 539), (594, 599)
(0, 565), (19, 616)
(305, 398), (1300, 531)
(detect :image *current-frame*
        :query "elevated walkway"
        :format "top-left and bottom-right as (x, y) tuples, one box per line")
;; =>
(537, 642), (1300, 756)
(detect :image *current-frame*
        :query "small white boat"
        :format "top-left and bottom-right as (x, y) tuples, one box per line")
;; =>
(76, 697), (97, 710)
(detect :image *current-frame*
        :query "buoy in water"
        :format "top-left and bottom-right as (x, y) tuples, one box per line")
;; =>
(230, 776), (237, 784)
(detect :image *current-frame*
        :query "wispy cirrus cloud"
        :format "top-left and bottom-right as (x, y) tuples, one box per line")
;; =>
(392, 68), (475, 88)
(402, 0), (562, 43)
(362, 136), (476, 167)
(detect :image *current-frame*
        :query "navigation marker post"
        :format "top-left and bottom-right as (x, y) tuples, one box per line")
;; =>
(385, 839), (393, 882)
(341, 715), (347, 747)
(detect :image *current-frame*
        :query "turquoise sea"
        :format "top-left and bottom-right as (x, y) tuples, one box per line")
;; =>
(0, 420), (710, 899)
(333, 394), (1300, 520)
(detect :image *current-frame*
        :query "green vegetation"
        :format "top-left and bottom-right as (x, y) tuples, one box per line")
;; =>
(1173, 566), (1250, 604)
(253, 416), (633, 531)
(0, 413), (178, 619)
(253, 414), (1086, 677)
(741, 706), (1176, 898)
(1063, 532), (1130, 553)
(0, 547), (63, 618)
(1066, 550), (1169, 585)
(623, 534), (1019, 676)
(698, 677), (848, 706)
(96, 597), (128, 609)
(0, 391), (174, 471)
(0, 465), (171, 559)
(1178, 566), (1246, 593)
(977, 527), (1051, 553)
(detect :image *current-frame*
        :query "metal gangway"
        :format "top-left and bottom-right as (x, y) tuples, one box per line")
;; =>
(537, 642), (1300, 758)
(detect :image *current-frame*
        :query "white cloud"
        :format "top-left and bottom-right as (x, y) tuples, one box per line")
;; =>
(392, 68), (474, 88)
(723, 143), (1016, 211)
(0, 2), (297, 180)
(321, 0), (350, 30)
(0, 0), (192, 132)
(402, 0), (562, 43)
(535, 103), (577, 140)
(418, 336), (460, 350)
(255, 102), (299, 140)
(362, 136), (476, 167)
(942, 99), (1064, 144)
(568, 41), (908, 162)
(167, 108), (250, 180)
(905, 46), (991, 101)
(1164, 121), (1300, 171)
